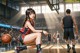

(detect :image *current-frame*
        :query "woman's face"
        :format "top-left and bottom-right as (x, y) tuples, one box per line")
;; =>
(29, 13), (36, 19)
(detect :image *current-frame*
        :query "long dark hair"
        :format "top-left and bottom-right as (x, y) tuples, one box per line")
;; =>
(23, 8), (36, 27)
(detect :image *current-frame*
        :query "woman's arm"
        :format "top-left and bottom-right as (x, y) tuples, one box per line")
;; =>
(25, 21), (42, 33)
(26, 21), (48, 35)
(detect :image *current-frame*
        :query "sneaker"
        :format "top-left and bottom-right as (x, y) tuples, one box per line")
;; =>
(72, 47), (76, 53)
(15, 46), (27, 53)
(37, 48), (42, 53)
(37, 50), (42, 53)
(67, 46), (71, 52)
(15, 47), (20, 53)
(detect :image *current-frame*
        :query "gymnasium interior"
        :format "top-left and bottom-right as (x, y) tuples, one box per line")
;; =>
(0, 0), (80, 53)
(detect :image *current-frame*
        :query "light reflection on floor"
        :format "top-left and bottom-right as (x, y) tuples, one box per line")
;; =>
(1, 44), (80, 53)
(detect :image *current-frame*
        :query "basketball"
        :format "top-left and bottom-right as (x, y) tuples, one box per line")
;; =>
(1, 34), (12, 44)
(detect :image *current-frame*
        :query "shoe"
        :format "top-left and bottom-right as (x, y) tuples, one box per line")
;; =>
(37, 50), (42, 53)
(67, 46), (71, 52)
(15, 47), (20, 53)
(72, 47), (76, 53)
(36, 48), (42, 53)
(37, 51), (42, 53)
(15, 46), (27, 53)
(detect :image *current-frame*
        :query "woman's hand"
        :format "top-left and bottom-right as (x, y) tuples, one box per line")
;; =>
(43, 30), (49, 35)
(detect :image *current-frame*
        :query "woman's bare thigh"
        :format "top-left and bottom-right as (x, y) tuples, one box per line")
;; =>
(23, 33), (40, 44)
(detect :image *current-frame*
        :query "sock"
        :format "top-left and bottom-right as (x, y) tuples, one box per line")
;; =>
(36, 44), (42, 53)
(67, 44), (70, 48)
(72, 45), (76, 53)
(67, 44), (71, 52)
(72, 45), (75, 50)
(72, 45), (75, 48)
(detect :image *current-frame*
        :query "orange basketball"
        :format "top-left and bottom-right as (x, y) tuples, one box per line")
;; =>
(1, 34), (12, 44)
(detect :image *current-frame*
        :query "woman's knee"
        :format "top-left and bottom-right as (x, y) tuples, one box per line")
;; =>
(36, 33), (42, 37)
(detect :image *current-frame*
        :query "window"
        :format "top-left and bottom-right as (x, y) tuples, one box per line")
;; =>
(73, 3), (80, 11)
(66, 4), (72, 11)
(59, 4), (64, 12)
(21, 3), (80, 14)
(21, 7), (29, 14)
(21, 5), (53, 15)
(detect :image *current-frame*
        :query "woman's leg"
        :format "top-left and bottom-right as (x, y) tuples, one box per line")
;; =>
(23, 33), (42, 53)
(15, 33), (42, 53)
(23, 33), (41, 44)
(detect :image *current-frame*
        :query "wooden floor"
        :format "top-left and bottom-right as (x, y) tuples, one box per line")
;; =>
(1, 44), (80, 53)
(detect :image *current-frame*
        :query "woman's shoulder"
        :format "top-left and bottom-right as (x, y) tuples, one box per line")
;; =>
(26, 20), (30, 23)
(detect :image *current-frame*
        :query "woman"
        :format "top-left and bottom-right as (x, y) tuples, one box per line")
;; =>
(15, 8), (48, 53)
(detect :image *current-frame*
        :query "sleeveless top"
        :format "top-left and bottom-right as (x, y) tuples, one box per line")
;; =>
(63, 15), (73, 28)
(20, 19), (34, 40)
